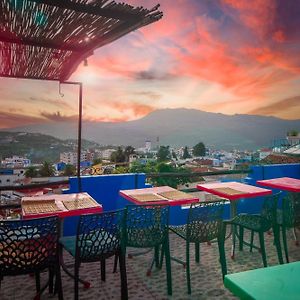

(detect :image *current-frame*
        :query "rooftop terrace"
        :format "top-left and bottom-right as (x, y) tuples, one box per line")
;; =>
(1, 227), (300, 299)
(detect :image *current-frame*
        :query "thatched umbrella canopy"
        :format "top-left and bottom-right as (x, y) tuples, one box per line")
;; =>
(0, 0), (163, 190)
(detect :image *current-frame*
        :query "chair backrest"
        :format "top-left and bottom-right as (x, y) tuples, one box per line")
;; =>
(76, 209), (125, 262)
(125, 204), (169, 248)
(186, 200), (225, 242)
(261, 192), (282, 226)
(0, 216), (59, 276)
(282, 192), (300, 228)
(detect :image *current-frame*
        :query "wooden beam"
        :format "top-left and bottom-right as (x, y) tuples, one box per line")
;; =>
(0, 35), (82, 52)
(27, 0), (144, 21)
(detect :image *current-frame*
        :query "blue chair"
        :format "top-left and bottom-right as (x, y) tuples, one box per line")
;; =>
(59, 210), (128, 300)
(0, 216), (63, 299)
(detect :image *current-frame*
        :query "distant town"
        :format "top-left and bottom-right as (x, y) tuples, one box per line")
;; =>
(1, 131), (300, 189)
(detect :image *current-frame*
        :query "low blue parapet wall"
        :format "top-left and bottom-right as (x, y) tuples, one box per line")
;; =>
(63, 173), (147, 235)
(62, 164), (300, 235)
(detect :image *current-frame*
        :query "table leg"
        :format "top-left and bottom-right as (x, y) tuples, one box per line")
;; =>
(230, 201), (237, 259)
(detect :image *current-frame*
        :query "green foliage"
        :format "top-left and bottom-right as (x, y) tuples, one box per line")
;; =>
(24, 166), (38, 178)
(193, 142), (206, 157)
(182, 146), (191, 159)
(157, 146), (171, 162)
(129, 161), (191, 188)
(287, 130), (299, 136)
(172, 150), (178, 160)
(92, 158), (102, 165)
(63, 164), (76, 176)
(39, 161), (55, 177)
(124, 146), (135, 162)
(113, 166), (130, 174)
(110, 147), (126, 163)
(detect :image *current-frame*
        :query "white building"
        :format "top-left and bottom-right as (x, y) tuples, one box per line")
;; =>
(0, 168), (26, 187)
(101, 149), (116, 160)
(1, 156), (31, 168)
(60, 151), (95, 165)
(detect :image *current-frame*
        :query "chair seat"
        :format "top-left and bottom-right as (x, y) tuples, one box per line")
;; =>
(169, 225), (187, 240)
(225, 214), (271, 232)
(60, 231), (119, 258)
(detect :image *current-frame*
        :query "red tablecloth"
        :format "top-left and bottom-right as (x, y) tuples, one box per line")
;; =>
(257, 177), (300, 193)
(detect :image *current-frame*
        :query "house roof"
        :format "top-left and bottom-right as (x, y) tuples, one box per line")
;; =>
(0, 0), (162, 81)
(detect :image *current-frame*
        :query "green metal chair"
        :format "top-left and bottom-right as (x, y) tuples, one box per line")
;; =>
(224, 192), (283, 267)
(59, 210), (128, 300)
(278, 192), (300, 263)
(124, 204), (172, 296)
(169, 200), (227, 294)
(0, 216), (63, 300)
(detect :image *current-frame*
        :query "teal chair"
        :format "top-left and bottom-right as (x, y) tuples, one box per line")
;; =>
(169, 200), (227, 294)
(278, 192), (300, 262)
(124, 204), (172, 296)
(224, 192), (283, 267)
(59, 210), (128, 300)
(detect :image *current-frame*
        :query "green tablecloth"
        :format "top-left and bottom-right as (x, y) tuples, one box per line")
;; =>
(224, 261), (300, 300)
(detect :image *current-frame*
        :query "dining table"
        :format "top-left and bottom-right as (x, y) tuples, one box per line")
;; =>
(257, 177), (300, 244)
(22, 192), (103, 219)
(197, 181), (272, 257)
(21, 192), (103, 288)
(119, 185), (199, 274)
(119, 185), (199, 206)
(224, 261), (300, 300)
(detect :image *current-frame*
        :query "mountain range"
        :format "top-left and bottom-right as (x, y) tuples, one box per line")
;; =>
(7, 109), (300, 150)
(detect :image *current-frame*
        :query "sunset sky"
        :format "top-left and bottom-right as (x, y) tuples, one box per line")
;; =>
(1, 0), (300, 129)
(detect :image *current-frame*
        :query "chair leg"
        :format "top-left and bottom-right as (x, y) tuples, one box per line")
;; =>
(164, 240), (172, 296)
(282, 226), (289, 263)
(218, 226), (227, 279)
(273, 225), (284, 264)
(239, 226), (244, 251)
(35, 271), (41, 293)
(113, 254), (118, 273)
(49, 268), (54, 294)
(74, 262), (80, 300)
(258, 232), (267, 267)
(186, 241), (191, 294)
(250, 230), (254, 252)
(55, 265), (64, 300)
(119, 251), (128, 300)
(155, 245), (160, 268)
(195, 242), (200, 263)
(101, 259), (106, 281)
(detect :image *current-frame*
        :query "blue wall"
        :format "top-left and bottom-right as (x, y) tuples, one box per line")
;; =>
(63, 173), (146, 235)
(62, 164), (300, 235)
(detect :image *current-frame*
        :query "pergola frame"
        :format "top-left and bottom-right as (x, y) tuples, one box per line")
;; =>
(0, 0), (162, 191)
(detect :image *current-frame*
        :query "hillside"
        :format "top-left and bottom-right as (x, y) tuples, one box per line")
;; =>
(7, 109), (300, 150)
(0, 132), (100, 163)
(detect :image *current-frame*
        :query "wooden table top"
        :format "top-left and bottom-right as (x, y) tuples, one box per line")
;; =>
(119, 186), (199, 206)
(257, 177), (300, 193)
(22, 192), (103, 219)
(197, 181), (272, 201)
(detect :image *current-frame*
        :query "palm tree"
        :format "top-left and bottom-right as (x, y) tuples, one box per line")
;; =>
(39, 161), (55, 177)
(25, 166), (38, 178)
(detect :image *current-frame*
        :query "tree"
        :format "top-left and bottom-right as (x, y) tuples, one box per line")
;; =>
(25, 166), (38, 178)
(124, 146), (135, 162)
(92, 158), (102, 165)
(193, 142), (206, 157)
(39, 161), (55, 177)
(182, 146), (191, 159)
(63, 164), (76, 176)
(157, 146), (171, 162)
(172, 150), (178, 160)
(110, 147), (126, 163)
